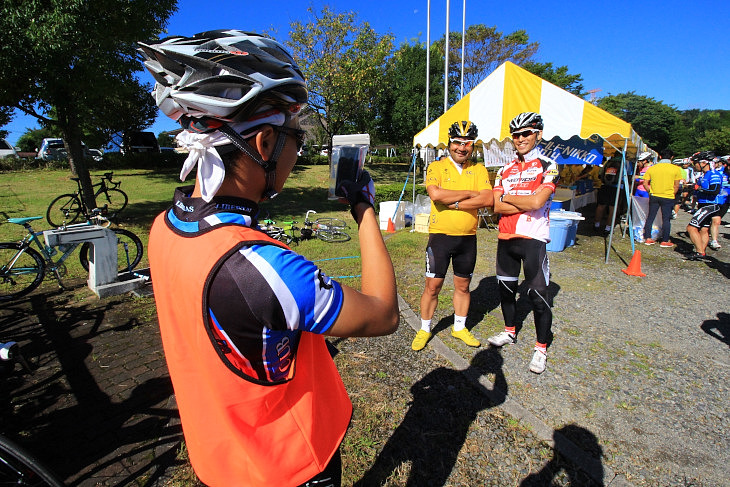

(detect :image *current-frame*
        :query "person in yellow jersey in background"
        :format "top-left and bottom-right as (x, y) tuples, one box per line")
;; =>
(411, 121), (494, 351)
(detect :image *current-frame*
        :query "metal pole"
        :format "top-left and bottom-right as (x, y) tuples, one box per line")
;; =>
(426, 0), (430, 127)
(444, 0), (449, 112)
(605, 138), (629, 264)
(460, 0), (465, 99)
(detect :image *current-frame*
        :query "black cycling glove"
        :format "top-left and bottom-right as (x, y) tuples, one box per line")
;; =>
(339, 170), (375, 220)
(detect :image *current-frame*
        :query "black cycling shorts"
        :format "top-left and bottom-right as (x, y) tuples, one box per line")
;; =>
(496, 238), (550, 292)
(689, 203), (722, 229)
(597, 185), (618, 206)
(425, 233), (477, 279)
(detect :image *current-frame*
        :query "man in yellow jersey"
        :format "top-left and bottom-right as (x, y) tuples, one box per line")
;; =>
(411, 121), (494, 351)
(642, 149), (684, 247)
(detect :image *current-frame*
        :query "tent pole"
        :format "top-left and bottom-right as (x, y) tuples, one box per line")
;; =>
(605, 138), (628, 264)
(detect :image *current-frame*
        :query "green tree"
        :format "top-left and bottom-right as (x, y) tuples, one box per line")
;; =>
(436, 25), (538, 96)
(157, 131), (176, 148)
(0, 0), (175, 209)
(0, 107), (12, 139)
(597, 92), (680, 152)
(375, 42), (445, 146)
(696, 126), (730, 154)
(522, 61), (586, 97)
(287, 6), (394, 151)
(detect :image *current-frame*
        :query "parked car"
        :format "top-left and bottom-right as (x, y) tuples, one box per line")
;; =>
(37, 138), (102, 161)
(37, 138), (67, 161)
(0, 138), (19, 158)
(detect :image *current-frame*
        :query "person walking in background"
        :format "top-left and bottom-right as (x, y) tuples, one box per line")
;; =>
(686, 151), (723, 260)
(642, 149), (684, 247)
(593, 155), (626, 236)
(633, 152), (653, 198)
(140, 30), (398, 487)
(411, 121), (493, 351)
(708, 156), (728, 250)
(487, 112), (559, 374)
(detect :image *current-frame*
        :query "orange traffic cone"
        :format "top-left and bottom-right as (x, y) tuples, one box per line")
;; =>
(386, 218), (396, 234)
(622, 250), (646, 277)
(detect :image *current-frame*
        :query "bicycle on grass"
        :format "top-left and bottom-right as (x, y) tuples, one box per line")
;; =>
(46, 172), (128, 228)
(263, 210), (350, 245)
(0, 212), (143, 302)
(0, 341), (64, 486)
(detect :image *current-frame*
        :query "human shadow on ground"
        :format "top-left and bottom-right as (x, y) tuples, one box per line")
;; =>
(701, 312), (730, 348)
(0, 293), (184, 486)
(470, 277), (561, 342)
(354, 348), (507, 486)
(520, 424), (605, 486)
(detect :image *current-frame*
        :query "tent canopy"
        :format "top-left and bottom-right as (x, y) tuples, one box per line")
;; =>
(413, 62), (651, 159)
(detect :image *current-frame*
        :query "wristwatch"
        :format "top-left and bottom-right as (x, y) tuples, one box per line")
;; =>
(455, 201), (460, 210)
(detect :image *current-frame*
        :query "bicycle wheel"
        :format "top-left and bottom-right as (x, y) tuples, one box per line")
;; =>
(0, 434), (64, 487)
(315, 217), (348, 230)
(79, 228), (143, 274)
(316, 229), (351, 243)
(46, 194), (82, 227)
(0, 244), (46, 303)
(97, 188), (128, 219)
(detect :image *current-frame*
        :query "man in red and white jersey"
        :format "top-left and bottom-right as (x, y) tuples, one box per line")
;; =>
(487, 112), (559, 374)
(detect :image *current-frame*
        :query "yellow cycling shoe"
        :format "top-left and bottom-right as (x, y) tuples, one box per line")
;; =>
(451, 328), (480, 347)
(411, 330), (432, 351)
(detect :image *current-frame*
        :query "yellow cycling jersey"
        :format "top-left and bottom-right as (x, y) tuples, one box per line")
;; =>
(426, 157), (492, 235)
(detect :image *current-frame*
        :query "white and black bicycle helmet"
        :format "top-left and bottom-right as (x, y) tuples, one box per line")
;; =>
(638, 151), (652, 161)
(138, 30), (308, 198)
(509, 112), (544, 132)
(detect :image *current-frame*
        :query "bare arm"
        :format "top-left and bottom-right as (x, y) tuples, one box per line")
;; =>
(446, 188), (494, 209)
(427, 185), (479, 205)
(496, 186), (554, 213)
(326, 203), (399, 337)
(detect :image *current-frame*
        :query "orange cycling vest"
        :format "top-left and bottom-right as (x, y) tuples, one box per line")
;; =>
(149, 212), (352, 486)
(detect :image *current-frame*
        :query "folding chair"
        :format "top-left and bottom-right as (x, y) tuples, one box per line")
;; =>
(478, 208), (498, 230)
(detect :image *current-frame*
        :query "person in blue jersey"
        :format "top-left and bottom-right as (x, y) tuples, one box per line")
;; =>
(685, 151), (723, 261)
(139, 30), (398, 487)
(708, 157), (729, 250)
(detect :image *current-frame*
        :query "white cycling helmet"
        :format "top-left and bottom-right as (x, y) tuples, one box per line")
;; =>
(509, 112), (544, 132)
(138, 30), (307, 124)
(138, 30), (308, 200)
(638, 151), (652, 161)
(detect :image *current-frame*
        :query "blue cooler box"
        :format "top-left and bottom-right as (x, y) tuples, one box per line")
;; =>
(546, 218), (571, 252)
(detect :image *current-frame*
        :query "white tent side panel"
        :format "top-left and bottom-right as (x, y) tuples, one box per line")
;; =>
(468, 63), (506, 143)
(539, 81), (585, 141)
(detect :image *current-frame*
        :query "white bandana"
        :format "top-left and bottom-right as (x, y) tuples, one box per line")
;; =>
(175, 110), (286, 202)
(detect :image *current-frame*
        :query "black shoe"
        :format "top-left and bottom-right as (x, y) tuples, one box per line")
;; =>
(685, 252), (707, 261)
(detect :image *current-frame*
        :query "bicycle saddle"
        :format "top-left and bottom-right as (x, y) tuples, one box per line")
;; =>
(8, 216), (44, 225)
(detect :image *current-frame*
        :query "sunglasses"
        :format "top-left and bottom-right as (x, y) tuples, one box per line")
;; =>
(511, 129), (538, 139)
(276, 125), (306, 151)
(449, 138), (474, 148)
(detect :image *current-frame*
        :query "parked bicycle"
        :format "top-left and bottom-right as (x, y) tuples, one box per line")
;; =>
(263, 210), (350, 244)
(0, 212), (143, 302)
(0, 341), (65, 486)
(46, 172), (128, 227)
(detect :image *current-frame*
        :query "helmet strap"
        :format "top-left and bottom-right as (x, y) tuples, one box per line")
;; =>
(218, 122), (288, 200)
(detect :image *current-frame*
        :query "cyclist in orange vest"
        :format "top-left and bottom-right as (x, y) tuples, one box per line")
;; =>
(139, 30), (398, 487)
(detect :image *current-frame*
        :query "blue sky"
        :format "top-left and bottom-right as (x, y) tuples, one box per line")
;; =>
(5, 0), (729, 145)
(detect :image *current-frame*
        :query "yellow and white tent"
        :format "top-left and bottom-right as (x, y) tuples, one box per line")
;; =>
(413, 61), (651, 159)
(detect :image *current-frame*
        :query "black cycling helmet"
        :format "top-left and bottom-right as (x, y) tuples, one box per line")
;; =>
(509, 112), (544, 132)
(690, 151), (715, 163)
(138, 30), (308, 199)
(448, 121), (478, 140)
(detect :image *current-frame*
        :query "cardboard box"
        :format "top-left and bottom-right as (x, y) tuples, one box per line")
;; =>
(414, 213), (430, 233)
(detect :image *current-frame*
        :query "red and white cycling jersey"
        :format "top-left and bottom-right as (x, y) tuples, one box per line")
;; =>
(493, 147), (559, 242)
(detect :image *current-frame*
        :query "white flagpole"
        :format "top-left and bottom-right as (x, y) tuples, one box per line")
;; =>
(460, 0), (465, 99)
(444, 0), (449, 112)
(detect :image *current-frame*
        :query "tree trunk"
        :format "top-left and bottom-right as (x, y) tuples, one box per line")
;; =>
(63, 136), (97, 212)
